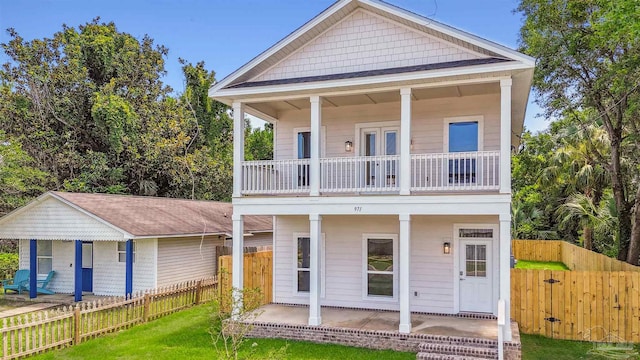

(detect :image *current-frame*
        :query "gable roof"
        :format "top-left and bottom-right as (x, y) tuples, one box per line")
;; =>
(209, 0), (534, 95)
(0, 192), (271, 240)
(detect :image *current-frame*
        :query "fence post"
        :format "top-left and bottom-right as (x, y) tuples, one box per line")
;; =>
(73, 306), (81, 345)
(195, 280), (202, 305)
(143, 293), (150, 322)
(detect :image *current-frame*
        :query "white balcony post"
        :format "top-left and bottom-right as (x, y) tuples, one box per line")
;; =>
(309, 213), (322, 325)
(500, 78), (512, 194)
(399, 213), (411, 333)
(231, 214), (244, 318)
(310, 96), (322, 196)
(232, 102), (245, 198)
(499, 212), (512, 341)
(400, 88), (412, 195)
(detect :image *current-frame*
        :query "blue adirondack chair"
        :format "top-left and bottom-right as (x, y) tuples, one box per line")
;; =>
(24, 271), (56, 295)
(2, 269), (30, 294)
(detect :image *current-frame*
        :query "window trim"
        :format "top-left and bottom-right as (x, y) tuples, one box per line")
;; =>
(117, 241), (136, 263)
(292, 232), (325, 298)
(292, 127), (326, 159)
(443, 115), (484, 152)
(36, 240), (53, 276)
(361, 233), (399, 302)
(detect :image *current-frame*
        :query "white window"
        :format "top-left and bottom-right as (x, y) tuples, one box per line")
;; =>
(293, 233), (325, 296)
(363, 234), (398, 299)
(37, 240), (52, 275)
(443, 116), (484, 184)
(296, 236), (310, 292)
(117, 241), (136, 263)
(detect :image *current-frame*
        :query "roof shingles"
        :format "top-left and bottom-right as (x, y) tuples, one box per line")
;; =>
(52, 192), (270, 238)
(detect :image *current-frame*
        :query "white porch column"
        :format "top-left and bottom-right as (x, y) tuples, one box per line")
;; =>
(309, 213), (322, 325)
(499, 78), (512, 194)
(400, 88), (412, 195)
(232, 102), (245, 198)
(399, 213), (411, 333)
(499, 213), (512, 341)
(310, 96), (322, 196)
(232, 214), (244, 317)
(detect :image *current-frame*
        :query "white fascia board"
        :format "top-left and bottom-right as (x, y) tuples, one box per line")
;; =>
(232, 195), (510, 216)
(212, 62), (532, 99)
(208, 0), (352, 96)
(360, 0), (536, 66)
(133, 232), (228, 240)
(48, 193), (135, 240)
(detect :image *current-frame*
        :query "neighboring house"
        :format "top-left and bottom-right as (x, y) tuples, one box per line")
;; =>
(209, 0), (534, 341)
(0, 191), (272, 300)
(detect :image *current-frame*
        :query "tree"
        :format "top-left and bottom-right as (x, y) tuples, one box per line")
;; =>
(0, 20), (229, 200)
(245, 122), (273, 161)
(518, 0), (640, 264)
(0, 132), (51, 217)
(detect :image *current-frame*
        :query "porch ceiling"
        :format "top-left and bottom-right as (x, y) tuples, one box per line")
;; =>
(249, 82), (500, 113)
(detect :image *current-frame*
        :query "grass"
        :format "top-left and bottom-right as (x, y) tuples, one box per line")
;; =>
(515, 260), (570, 270)
(28, 303), (415, 360)
(521, 334), (640, 360)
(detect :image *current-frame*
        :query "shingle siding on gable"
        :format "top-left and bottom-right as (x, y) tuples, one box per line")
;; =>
(0, 197), (125, 241)
(253, 9), (482, 82)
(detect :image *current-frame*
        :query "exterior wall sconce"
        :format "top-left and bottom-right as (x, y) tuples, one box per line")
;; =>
(443, 242), (451, 255)
(410, 138), (414, 151)
(345, 140), (353, 152)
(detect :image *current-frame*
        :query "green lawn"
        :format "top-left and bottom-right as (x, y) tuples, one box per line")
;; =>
(515, 260), (570, 270)
(521, 334), (639, 359)
(28, 304), (414, 360)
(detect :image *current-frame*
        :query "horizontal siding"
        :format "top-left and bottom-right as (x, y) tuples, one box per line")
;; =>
(223, 232), (273, 248)
(254, 9), (480, 82)
(156, 236), (222, 287)
(275, 93), (500, 160)
(0, 197), (124, 241)
(274, 215), (498, 314)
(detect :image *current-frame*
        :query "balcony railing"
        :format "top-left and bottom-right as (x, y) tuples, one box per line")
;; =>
(240, 151), (499, 195)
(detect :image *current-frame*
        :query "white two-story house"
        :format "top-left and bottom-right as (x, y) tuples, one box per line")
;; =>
(209, 0), (534, 341)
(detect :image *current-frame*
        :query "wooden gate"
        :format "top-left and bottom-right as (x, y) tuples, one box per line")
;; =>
(511, 269), (640, 342)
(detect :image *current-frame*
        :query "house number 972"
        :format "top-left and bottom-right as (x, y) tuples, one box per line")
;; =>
(354, 206), (362, 212)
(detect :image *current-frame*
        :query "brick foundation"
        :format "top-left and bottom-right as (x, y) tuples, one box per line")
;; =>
(240, 320), (521, 359)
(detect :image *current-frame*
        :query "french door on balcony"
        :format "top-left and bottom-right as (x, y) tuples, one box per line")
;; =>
(297, 131), (311, 188)
(360, 127), (399, 187)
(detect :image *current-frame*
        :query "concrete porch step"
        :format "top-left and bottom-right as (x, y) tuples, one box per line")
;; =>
(416, 353), (496, 360)
(417, 343), (498, 359)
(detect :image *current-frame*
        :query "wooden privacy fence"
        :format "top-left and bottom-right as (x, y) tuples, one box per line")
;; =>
(0, 277), (218, 359)
(511, 269), (640, 343)
(512, 240), (640, 272)
(218, 250), (273, 306)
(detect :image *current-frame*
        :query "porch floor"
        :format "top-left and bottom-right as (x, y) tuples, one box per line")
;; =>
(3, 292), (108, 305)
(252, 304), (500, 340)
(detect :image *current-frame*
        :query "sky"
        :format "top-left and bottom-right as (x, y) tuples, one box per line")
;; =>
(0, 0), (547, 132)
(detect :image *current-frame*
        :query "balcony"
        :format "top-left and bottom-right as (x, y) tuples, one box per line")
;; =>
(241, 151), (500, 195)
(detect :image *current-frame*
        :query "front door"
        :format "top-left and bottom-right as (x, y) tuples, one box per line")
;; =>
(459, 240), (492, 312)
(82, 242), (93, 292)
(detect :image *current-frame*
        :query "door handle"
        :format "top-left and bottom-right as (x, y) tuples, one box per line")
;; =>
(459, 278), (465, 281)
